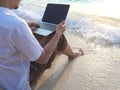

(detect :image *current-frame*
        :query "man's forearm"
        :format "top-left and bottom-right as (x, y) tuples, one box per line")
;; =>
(37, 32), (62, 64)
(44, 32), (61, 55)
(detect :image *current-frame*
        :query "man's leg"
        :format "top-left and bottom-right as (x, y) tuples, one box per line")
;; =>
(56, 35), (84, 59)
(62, 44), (84, 59)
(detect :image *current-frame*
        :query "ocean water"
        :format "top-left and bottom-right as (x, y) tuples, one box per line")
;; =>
(15, 0), (120, 48)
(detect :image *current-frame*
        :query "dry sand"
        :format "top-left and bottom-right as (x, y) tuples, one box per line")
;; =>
(32, 31), (120, 90)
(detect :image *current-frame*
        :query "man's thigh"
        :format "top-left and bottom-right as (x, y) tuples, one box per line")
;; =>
(33, 32), (55, 47)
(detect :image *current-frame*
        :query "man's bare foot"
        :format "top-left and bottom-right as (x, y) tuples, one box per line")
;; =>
(69, 49), (84, 60)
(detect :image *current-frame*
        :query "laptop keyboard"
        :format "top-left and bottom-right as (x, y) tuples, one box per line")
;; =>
(40, 23), (56, 31)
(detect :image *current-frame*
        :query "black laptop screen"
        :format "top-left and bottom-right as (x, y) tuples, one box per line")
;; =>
(42, 3), (70, 24)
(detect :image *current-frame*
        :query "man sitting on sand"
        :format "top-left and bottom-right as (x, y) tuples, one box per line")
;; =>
(0, 0), (84, 90)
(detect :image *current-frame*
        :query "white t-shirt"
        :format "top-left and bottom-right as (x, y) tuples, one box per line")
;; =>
(0, 7), (44, 90)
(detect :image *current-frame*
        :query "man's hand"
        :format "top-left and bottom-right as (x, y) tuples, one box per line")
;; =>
(55, 20), (66, 36)
(27, 22), (40, 31)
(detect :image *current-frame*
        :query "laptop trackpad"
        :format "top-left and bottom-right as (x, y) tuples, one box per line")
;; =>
(33, 28), (54, 36)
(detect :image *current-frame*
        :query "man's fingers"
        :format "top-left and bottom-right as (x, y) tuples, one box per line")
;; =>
(31, 26), (38, 31)
(28, 22), (40, 28)
(60, 20), (65, 26)
(79, 49), (84, 55)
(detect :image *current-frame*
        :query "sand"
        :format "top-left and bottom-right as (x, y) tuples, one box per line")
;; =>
(32, 31), (120, 90)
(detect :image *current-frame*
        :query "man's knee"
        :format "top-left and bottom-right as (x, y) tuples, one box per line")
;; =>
(57, 34), (67, 51)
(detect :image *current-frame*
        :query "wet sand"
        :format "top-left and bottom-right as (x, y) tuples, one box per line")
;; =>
(32, 31), (120, 90)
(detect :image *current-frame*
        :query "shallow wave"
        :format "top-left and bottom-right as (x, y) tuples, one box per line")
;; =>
(67, 14), (120, 47)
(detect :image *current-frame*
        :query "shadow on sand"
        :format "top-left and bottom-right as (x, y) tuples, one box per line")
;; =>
(36, 60), (72, 90)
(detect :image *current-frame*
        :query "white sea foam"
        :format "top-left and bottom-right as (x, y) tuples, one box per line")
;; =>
(67, 15), (120, 46)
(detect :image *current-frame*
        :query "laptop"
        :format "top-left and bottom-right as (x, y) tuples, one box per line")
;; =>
(33, 3), (70, 36)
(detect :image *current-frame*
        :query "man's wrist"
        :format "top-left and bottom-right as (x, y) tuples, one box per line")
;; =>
(55, 31), (63, 37)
